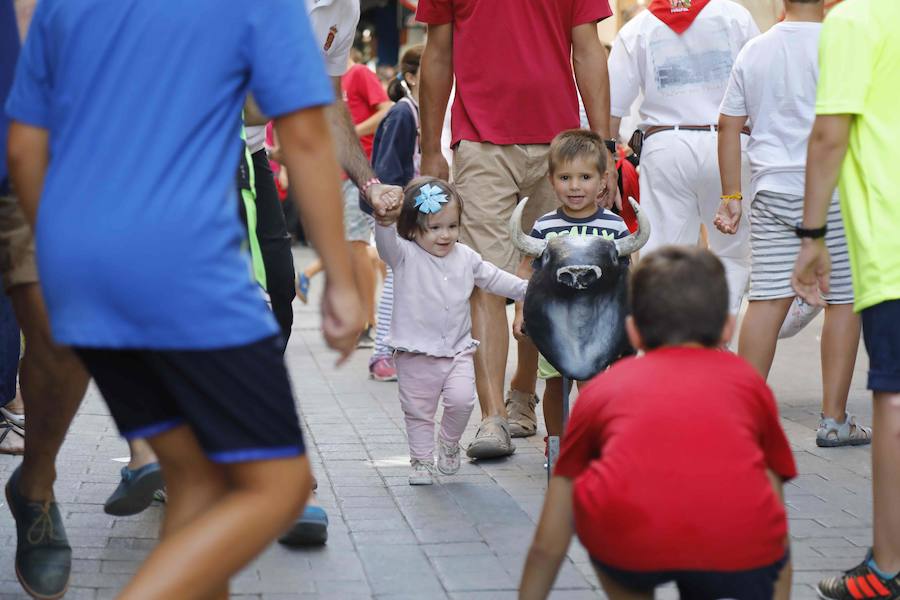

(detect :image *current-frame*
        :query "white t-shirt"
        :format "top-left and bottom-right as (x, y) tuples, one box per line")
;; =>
(720, 22), (821, 198)
(246, 2), (358, 155)
(608, 0), (759, 129)
(306, 0), (359, 77)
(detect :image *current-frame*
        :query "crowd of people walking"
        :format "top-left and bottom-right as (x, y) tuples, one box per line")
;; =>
(1, 0), (899, 598)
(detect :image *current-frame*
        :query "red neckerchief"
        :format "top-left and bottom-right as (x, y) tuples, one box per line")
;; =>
(648, 0), (712, 34)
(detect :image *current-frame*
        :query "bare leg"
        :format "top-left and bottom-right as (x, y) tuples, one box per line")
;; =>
(542, 378), (563, 437)
(820, 304), (861, 421)
(737, 298), (793, 379)
(10, 284), (89, 502)
(127, 438), (158, 471)
(470, 289), (509, 419)
(123, 425), (311, 599)
(773, 558), (793, 600)
(510, 337), (539, 396)
(350, 241), (377, 328)
(871, 391), (900, 572)
(301, 259), (323, 281)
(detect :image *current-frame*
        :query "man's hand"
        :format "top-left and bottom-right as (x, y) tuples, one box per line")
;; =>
(512, 306), (527, 341)
(597, 153), (617, 210)
(420, 150), (450, 181)
(367, 183), (402, 225)
(791, 239), (831, 307)
(321, 280), (365, 365)
(713, 199), (742, 235)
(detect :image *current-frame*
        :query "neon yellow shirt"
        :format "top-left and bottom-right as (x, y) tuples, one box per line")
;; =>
(816, 0), (900, 311)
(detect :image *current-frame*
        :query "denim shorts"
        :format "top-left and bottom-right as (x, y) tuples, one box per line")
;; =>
(861, 299), (900, 392)
(592, 552), (788, 600)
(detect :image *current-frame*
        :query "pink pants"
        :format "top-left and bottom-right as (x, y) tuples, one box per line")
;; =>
(395, 349), (476, 462)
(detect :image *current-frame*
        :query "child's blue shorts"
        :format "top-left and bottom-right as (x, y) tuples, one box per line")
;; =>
(591, 551), (788, 600)
(75, 335), (305, 463)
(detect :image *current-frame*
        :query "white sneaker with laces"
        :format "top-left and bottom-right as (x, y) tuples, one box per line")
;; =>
(408, 459), (434, 485)
(437, 438), (461, 475)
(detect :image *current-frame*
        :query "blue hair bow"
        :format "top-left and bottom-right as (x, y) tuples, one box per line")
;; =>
(414, 183), (448, 214)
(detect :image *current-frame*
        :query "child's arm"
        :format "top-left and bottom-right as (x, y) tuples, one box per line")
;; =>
(373, 223), (405, 269)
(512, 256), (534, 340)
(519, 476), (575, 600)
(472, 255), (528, 302)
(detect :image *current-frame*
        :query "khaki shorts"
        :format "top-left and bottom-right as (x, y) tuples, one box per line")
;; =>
(0, 194), (38, 292)
(452, 141), (557, 274)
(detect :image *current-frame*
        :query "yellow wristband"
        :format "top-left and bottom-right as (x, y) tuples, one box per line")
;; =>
(720, 193), (743, 201)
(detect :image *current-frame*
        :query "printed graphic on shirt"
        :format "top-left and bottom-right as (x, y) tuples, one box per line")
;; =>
(650, 28), (733, 94)
(324, 25), (337, 52)
(530, 209), (630, 241)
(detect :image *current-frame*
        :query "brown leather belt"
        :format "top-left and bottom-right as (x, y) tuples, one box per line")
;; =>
(644, 124), (752, 140)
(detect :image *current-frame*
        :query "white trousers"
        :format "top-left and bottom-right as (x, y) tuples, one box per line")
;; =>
(639, 129), (751, 312)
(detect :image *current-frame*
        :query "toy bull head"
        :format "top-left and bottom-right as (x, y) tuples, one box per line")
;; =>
(510, 198), (650, 381)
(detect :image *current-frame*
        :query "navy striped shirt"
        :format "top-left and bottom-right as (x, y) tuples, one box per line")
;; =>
(530, 208), (629, 241)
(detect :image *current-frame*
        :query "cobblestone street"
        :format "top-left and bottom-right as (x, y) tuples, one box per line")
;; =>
(0, 247), (875, 599)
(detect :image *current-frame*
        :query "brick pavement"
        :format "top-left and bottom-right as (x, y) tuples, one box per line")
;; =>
(0, 246), (874, 599)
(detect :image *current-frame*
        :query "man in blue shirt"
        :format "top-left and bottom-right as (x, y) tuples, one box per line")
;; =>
(6, 0), (364, 597)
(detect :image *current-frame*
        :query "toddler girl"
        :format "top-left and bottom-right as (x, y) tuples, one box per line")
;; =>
(374, 178), (527, 485)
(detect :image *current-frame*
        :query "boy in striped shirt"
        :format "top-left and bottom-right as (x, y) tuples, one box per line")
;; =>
(513, 130), (629, 449)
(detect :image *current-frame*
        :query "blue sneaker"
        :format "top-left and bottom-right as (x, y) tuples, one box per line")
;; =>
(104, 463), (165, 516)
(297, 273), (310, 304)
(278, 505), (328, 547)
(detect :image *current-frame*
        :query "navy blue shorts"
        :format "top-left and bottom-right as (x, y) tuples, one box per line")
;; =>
(592, 552), (788, 600)
(862, 299), (900, 392)
(75, 336), (305, 463)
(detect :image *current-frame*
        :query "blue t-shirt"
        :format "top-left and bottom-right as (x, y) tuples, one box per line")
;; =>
(5, 0), (333, 349)
(0, 0), (20, 195)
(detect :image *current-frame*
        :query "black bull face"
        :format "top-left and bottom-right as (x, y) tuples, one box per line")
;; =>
(510, 198), (650, 381)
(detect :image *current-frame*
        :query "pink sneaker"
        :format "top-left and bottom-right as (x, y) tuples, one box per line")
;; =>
(369, 357), (397, 382)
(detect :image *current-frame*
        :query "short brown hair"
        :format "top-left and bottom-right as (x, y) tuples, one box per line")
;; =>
(548, 129), (607, 176)
(396, 177), (464, 241)
(629, 246), (729, 349)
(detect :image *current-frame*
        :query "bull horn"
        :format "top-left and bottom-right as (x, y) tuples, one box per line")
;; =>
(614, 197), (650, 257)
(509, 197), (548, 257)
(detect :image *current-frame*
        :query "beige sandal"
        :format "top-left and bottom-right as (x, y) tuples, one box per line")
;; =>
(505, 390), (538, 438)
(0, 419), (24, 455)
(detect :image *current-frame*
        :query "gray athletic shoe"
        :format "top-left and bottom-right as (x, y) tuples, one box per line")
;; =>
(6, 466), (71, 600)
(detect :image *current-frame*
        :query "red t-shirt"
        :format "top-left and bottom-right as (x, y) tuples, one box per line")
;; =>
(341, 64), (389, 159)
(416, 0), (612, 146)
(554, 347), (796, 572)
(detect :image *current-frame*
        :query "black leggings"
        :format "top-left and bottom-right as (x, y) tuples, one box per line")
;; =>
(250, 149), (295, 350)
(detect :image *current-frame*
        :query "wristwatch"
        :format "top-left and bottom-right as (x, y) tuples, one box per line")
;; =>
(604, 139), (617, 154)
(795, 223), (827, 239)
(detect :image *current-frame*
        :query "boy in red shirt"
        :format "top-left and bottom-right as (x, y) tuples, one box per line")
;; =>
(520, 246), (795, 600)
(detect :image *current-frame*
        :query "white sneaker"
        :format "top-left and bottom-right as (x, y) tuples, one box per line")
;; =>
(437, 438), (461, 475)
(409, 459), (434, 485)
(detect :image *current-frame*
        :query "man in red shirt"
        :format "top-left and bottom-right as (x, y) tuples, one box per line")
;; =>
(520, 247), (794, 600)
(417, 0), (617, 459)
